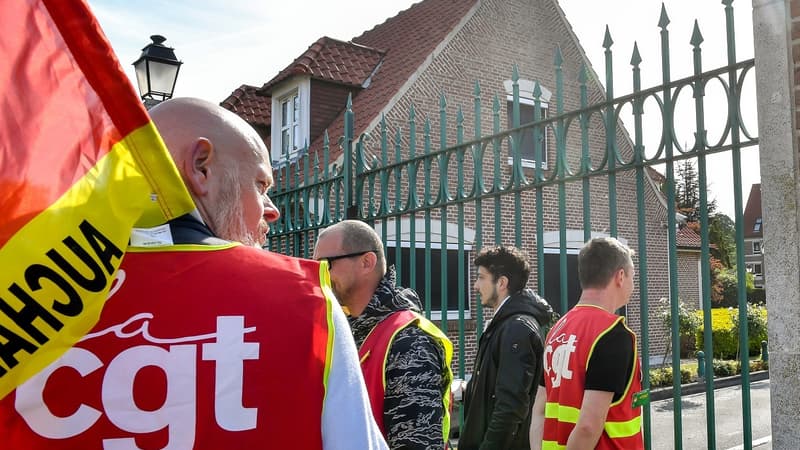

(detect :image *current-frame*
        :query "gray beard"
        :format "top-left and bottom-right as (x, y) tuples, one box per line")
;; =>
(207, 170), (261, 247)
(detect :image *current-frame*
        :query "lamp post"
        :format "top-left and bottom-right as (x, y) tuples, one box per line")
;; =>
(132, 35), (182, 109)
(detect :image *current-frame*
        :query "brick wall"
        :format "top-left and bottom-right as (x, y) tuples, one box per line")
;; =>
(676, 249), (701, 309)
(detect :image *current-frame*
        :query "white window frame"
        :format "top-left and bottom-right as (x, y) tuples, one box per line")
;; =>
(270, 78), (310, 164)
(376, 219), (475, 321)
(279, 93), (300, 156)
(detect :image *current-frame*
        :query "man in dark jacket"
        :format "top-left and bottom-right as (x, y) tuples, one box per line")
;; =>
(314, 220), (453, 450)
(460, 246), (553, 450)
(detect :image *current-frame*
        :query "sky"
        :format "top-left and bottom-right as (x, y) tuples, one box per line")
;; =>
(89, 0), (761, 218)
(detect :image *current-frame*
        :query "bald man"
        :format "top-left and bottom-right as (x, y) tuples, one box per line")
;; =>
(314, 220), (453, 450)
(1, 98), (388, 450)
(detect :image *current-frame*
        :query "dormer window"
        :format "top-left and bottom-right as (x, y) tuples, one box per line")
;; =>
(270, 79), (310, 165)
(753, 217), (762, 232)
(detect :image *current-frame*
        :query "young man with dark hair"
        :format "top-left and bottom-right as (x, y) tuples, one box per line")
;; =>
(460, 246), (553, 450)
(531, 237), (644, 450)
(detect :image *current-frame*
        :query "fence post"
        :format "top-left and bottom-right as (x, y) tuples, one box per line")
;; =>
(753, 0), (800, 447)
(343, 94), (357, 219)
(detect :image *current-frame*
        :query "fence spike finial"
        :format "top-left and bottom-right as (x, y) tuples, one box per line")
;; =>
(440, 92), (447, 109)
(578, 64), (587, 84)
(631, 42), (642, 66)
(658, 3), (670, 29)
(554, 45), (563, 67)
(533, 80), (542, 99)
(474, 80), (481, 96)
(603, 25), (613, 50)
(512, 64), (519, 82)
(690, 19), (704, 47)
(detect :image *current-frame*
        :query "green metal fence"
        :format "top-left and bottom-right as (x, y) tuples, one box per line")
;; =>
(267, 2), (758, 448)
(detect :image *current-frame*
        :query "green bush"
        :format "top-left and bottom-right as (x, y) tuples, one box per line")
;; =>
(660, 298), (702, 358)
(696, 309), (738, 359)
(712, 359), (738, 377)
(731, 304), (768, 356)
(749, 359), (769, 372)
(715, 267), (755, 307)
(649, 367), (693, 387)
(749, 288), (766, 305)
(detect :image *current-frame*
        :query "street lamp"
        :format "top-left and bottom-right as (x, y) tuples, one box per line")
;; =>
(132, 35), (182, 108)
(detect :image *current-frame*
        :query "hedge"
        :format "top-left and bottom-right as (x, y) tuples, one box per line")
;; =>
(694, 306), (768, 359)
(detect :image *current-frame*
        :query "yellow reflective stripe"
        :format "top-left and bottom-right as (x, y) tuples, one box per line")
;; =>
(542, 441), (566, 450)
(545, 402), (579, 423)
(546, 401), (640, 439)
(414, 314), (453, 445)
(318, 261), (336, 403)
(604, 415), (642, 438)
(127, 242), (239, 253)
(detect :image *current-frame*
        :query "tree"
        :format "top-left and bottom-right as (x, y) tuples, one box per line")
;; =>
(709, 213), (736, 268)
(675, 159), (717, 222)
(714, 266), (755, 307)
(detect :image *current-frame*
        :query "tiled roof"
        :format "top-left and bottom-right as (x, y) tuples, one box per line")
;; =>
(743, 183), (762, 238)
(676, 225), (702, 249)
(322, 0), (477, 152)
(261, 37), (385, 92)
(243, 0), (478, 156)
(220, 84), (270, 128)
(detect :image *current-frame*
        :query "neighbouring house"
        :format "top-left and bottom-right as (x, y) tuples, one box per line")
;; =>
(743, 183), (764, 288)
(222, 0), (680, 368)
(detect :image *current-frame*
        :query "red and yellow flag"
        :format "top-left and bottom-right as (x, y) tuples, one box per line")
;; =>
(0, 0), (194, 398)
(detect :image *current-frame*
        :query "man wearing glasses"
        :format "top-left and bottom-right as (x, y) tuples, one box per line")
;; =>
(314, 220), (453, 450)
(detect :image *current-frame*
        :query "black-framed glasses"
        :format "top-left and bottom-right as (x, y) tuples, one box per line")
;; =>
(319, 250), (376, 267)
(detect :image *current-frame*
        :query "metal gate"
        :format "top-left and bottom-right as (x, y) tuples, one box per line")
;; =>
(266, 2), (758, 448)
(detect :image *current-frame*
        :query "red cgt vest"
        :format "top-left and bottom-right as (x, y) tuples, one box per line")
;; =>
(358, 310), (453, 447)
(1, 244), (334, 450)
(542, 305), (643, 450)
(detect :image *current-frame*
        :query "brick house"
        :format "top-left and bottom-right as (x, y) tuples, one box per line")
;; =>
(743, 183), (764, 288)
(222, 0), (679, 367)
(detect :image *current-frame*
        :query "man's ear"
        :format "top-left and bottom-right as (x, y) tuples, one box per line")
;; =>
(497, 275), (509, 291)
(614, 267), (626, 286)
(183, 137), (214, 197)
(362, 251), (378, 272)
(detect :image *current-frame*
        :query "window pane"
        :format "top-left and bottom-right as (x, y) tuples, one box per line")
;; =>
(281, 129), (289, 154)
(293, 124), (301, 150)
(507, 102), (546, 164)
(386, 246), (469, 314)
(293, 95), (300, 122)
(542, 253), (581, 315)
(281, 101), (289, 127)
